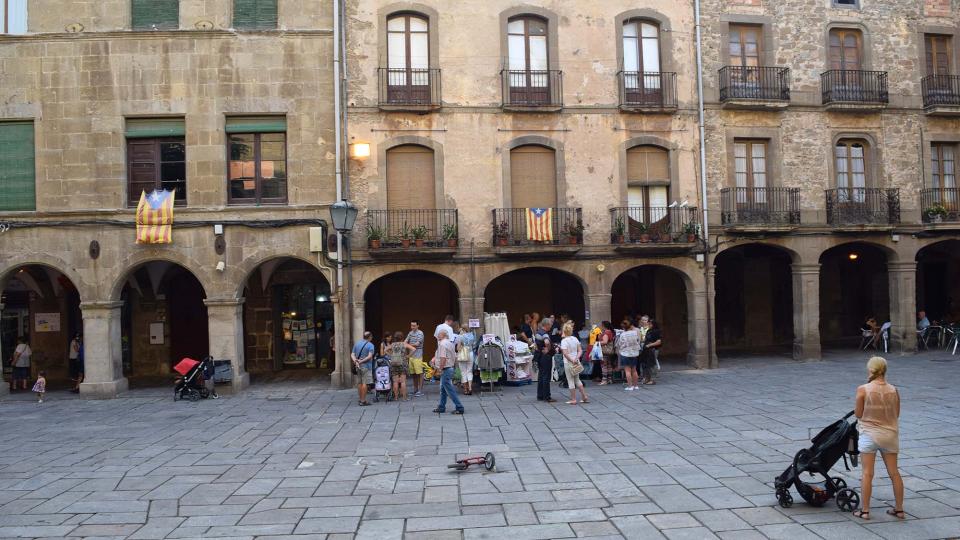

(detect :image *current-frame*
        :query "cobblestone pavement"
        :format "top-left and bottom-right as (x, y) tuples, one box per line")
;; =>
(1, 350), (958, 540)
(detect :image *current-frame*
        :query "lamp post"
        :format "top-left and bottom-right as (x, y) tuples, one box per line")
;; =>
(329, 199), (358, 388)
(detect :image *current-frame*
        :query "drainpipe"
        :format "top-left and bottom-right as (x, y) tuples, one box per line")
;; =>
(332, 0), (351, 388)
(694, 0), (715, 368)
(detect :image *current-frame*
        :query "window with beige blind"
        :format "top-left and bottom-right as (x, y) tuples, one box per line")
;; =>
(931, 143), (957, 210)
(386, 145), (435, 210)
(733, 140), (768, 204)
(626, 145), (670, 224)
(510, 145), (557, 208)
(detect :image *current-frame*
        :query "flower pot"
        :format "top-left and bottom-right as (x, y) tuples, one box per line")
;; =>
(569, 236), (579, 245)
(415, 239), (425, 248)
(686, 234), (696, 243)
(369, 239), (381, 249)
(659, 234), (671, 243)
(446, 239), (458, 248)
(401, 239), (411, 248)
(932, 215), (943, 223)
(615, 235), (625, 244)
(639, 234), (651, 243)
(497, 237), (509, 246)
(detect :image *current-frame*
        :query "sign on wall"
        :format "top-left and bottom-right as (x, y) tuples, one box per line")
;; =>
(34, 313), (60, 333)
(149, 322), (165, 345)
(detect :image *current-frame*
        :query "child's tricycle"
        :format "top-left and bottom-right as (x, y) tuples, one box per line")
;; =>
(448, 452), (496, 471)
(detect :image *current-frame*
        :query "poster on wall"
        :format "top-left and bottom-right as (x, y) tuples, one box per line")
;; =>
(149, 322), (165, 345)
(34, 313), (60, 333)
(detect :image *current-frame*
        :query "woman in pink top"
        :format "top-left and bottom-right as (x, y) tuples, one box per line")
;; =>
(853, 356), (905, 521)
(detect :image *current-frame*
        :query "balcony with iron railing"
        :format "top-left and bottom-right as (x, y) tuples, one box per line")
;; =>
(609, 206), (699, 252)
(825, 188), (900, 227)
(500, 69), (563, 111)
(377, 68), (441, 111)
(719, 66), (790, 109)
(365, 209), (458, 258)
(720, 187), (800, 230)
(617, 71), (678, 111)
(921, 187), (960, 226)
(922, 75), (960, 116)
(821, 70), (888, 110)
(492, 207), (581, 255)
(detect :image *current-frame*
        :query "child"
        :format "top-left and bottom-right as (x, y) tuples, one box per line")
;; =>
(32, 370), (46, 404)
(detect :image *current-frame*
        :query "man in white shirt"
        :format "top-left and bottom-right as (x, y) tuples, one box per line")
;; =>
(434, 315), (456, 345)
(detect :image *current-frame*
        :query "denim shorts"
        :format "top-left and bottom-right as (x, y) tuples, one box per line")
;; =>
(858, 431), (895, 455)
(620, 355), (639, 368)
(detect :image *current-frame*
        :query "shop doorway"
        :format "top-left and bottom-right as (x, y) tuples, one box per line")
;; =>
(0, 265), (82, 388)
(484, 267), (585, 334)
(610, 265), (688, 361)
(243, 259), (334, 376)
(714, 244), (794, 356)
(819, 242), (890, 348)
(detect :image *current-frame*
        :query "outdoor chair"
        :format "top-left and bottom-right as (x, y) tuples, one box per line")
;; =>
(879, 322), (891, 353)
(860, 328), (878, 350)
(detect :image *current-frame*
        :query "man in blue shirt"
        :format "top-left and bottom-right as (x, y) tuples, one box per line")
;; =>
(352, 331), (375, 406)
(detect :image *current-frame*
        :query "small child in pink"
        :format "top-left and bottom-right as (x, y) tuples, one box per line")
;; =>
(32, 371), (46, 404)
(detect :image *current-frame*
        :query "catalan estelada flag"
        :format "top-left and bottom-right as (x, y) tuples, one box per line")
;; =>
(525, 207), (553, 242)
(136, 189), (175, 244)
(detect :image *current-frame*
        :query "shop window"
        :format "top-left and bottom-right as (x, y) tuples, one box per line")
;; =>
(132, 0), (179, 30)
(125, 118), (187, 206)
(233, 0), (277, 30)
(227, 116), (287, 205)
(0, 121), (35, 211)
(1, 0), (27, 34)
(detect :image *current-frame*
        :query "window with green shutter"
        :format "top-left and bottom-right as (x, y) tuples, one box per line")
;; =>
(132, 0), (179, 31)
(0, 122), (36, 212)
(233, 0), (278, 30)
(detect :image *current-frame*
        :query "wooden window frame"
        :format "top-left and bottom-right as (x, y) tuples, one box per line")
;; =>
(733, 139), (768, 188)
(729, 24), (762, 68)
(832, 0), (859, 8)
(623, 18), (661, 74)
(925, 34), (953, 76)
(387, 13), (428, 72)
(2, 0), (27, 34)
(835, 139), (870, 195)
(628, 185), (671, 224)
(126, 137), (187, 207)
(227, 132), (288, 205)
(508, 16), (549, 82)
(931, 142), (956, 189)
(829, 29), (863, 71)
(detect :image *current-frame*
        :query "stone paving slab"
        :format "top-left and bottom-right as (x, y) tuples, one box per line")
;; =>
(1, 351), (959, 539)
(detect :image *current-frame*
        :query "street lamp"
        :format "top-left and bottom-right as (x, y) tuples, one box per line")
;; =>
(329, 199), (358, 233)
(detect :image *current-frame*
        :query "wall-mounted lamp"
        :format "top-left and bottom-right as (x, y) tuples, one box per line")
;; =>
(349, 142), (371, 159)
(848, 253), (859, 261)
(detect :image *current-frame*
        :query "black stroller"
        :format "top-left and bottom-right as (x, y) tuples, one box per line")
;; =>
(774, 411), (861, 511)
(173, 356), (212, 402)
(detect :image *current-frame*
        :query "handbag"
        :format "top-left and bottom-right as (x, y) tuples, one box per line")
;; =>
(600, 332), (615, 356)
(569, 361), (584, 376)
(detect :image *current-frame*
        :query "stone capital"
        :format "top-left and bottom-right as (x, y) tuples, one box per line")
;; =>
(80, 301), (124, 310)
(887, 261), (917, 273)
(203, 297), (246, 308)
(790, 263), (821, 275)
(586, 293), (612, 300)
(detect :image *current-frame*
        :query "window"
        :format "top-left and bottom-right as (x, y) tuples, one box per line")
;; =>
(925, 35), (952, 76)
(835, 140), (868, 201)
(132, 0), (178, 31)
(622, 20), (661, 98)
(233, 0), (277, 30)
(507, 16), (549, 102)
(829, 29), (862, 71)
(510, 145), (556, 208)
(1, 0), (27, 34)
(125, 119), (186, 206)
(729, 25), (761, 68)
(386, 145), (434, 210)
(0, 121), (35, 211)
(734, 140), (768, 203)
(386, 14), (430, 101)
(227, 117), (287, 204)
(931, 143), (956, 190)
(833, 0), (858, 7)
(626, 145), (669, 223)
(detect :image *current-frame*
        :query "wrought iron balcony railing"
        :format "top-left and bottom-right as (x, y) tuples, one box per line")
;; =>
(825, 188), (900, 225)
(492, 207), (581, 246)
(377, 68), (441, 108)
(366, 209), (458, 248)
(609, 206), (699, 243)
(719, 66), (791, 102)
(720, 187), (800, 226)
(500, 69), (563, 108)
(617, 71), (678, 109)
(922, 75), (960, 108)
(821, 70), (888, 105)
(921, 187), (960, 223)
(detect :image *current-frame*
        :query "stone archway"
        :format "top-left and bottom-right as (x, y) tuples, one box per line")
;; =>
(483, 267), (586, 332)
(916, 239), (960, 330)
(611, 264), (690, 362)
(819, 241), (894, 349)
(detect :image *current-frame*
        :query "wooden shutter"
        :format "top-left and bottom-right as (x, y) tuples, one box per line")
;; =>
(225, 116), (286, 133)
(510, 145), (556, 208)
(627, 146), (669, 183)
(0, 122), (35, 211)
(729, 25), (761, 68)
(127, 139), (160, 206)
(386, 145), (435, 210)
(132, 0), (178, 30)
(829, 30), (861, 71)
(125, 118), (185, 138)
(234, 0), (277, 30)
(926, 35), (952, 76)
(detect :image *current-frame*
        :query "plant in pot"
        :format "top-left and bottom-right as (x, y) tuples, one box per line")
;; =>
(683, 221), (698, 243)
(924, 203), (948, 223)
(636, 223), (650, 243)
(411, 225), (429, 247)
(366, 224), (385, 249)
(495, 221), (511, 246)
(612, 216), (626, 244)
(399, 222), (412, 248)
(442, 223), (458, 248)
(565, 220), (585, 244)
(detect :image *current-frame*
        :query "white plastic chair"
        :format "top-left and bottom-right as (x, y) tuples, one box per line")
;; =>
(879, 322), (891, 353)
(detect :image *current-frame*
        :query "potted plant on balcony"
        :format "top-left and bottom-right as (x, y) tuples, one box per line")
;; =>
(366, 224), (385, 249)
(636, 223), (650, 243)
(924, 203), (948, 223)
(565, 220), (585, 245)
(495, 221), (511, 246)
(400, 222), (412, 248)
(442, 224), (458, 248)
(411, 225), (429, 247)
(612, 216), (626, 244)
(683, 221), (699, 243)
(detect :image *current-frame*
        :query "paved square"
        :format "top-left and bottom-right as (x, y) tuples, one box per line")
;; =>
(1, 351), (958, 539)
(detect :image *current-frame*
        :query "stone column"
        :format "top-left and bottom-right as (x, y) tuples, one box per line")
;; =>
(204, 298), (250, 392)
(352, 300), (365, 343)
(888, 261), (918, 353)
(79, 301), (128, 398)
(0, 303), (6, 395)
(686, 288), (714, 369)
(458, 297), (483, 327)
(586, 293), (612, 326)
(791, 263), (822, 361)
(329, 292), (349, 389)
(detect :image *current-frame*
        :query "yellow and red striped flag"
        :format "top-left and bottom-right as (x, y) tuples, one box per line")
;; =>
(136, 189), (175, 244)
(525, 207), (553, 242)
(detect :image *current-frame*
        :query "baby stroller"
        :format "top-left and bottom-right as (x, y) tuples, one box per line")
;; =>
(774, 411), (861, 511)
(553, 353), (567, 388)
(372, 357), (391, 402)
(173, 357), (211, 402)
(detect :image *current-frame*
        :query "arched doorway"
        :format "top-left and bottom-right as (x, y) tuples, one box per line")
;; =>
(484, 267), (585, 333)
(714, 244), (794, 356)
(819, 242), (890, 348)
(242, 258), (334, 376)
(1, 265), (82, 389)
(119, 262), (208, 384)
(916, 239), (960, 325)
(611, 265), (688, 361)
(365, 270), (459, 361)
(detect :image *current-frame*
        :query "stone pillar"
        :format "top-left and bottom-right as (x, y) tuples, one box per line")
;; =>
(586, 293), (612, 326)
(329, 293), (349, 389)
(687, 265), (716, 369)
(888, 261), (918, 353)
(352, 300), (365, 343)
(79, 301), (128, 398)
(0, 303), (6, 396)
(458, 297), (483, 327)
(204, 298), (250, 392)
(791, 263), (822, 361)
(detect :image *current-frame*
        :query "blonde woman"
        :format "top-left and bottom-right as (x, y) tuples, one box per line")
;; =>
(853, 356), (905, 521)
(559, 322), (589, 405)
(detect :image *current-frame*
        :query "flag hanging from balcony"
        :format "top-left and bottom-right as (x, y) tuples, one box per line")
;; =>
(136, 189), (175, 244)
(525, 207), (553, 242)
